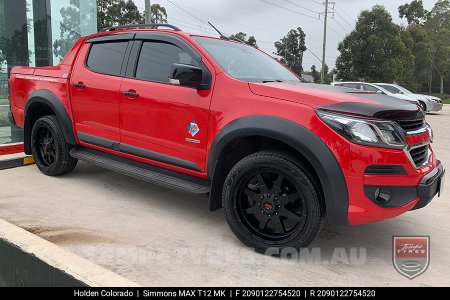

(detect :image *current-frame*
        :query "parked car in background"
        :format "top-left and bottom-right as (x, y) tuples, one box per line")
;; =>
(374, 83), (443, 112)
(331, 82), (419, 105)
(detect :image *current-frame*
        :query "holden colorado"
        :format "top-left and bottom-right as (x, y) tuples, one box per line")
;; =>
(8, 24), (445, 252)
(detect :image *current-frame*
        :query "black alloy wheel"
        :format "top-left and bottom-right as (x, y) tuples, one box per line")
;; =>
(35, 125), (56, 166)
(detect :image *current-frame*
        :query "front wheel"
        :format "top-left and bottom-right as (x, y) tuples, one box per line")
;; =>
(222, 151), (323, 253)
(419, 101), (427, 112)
(31, 115), (78, 176)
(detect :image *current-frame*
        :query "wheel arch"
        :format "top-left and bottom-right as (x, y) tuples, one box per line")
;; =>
(24, 90), (76, 154)
(207, 115), (349, 225)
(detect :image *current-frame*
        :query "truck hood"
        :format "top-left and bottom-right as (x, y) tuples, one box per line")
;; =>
(248, 82), (424, 120)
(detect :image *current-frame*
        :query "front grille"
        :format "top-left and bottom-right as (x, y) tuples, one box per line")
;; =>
(409, 145), (429, 167)
(396, 118), (425, 131)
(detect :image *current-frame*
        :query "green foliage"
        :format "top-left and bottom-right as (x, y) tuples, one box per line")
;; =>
(54, 0), (97, 61)
(97, 0), (144, 31)
(399, 0), (429, 24)
(274, 27), (306, 76)
(425, 0), (450, 93)
(151, 4), (167, 23)
(229, 32), (258, 48)
(310, 65), (320, 83)
(335, 5), (414, 83)
(401, 24), (432, 84)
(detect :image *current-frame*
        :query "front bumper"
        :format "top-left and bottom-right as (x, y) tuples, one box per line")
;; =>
(413, 163), (445, 209)
(346, 141), (443, 224)
(426, 101), (443, 112)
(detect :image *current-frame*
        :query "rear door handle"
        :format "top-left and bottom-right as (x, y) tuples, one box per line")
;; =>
(123, 90), (139, 98)
(73, 82), (85, 89)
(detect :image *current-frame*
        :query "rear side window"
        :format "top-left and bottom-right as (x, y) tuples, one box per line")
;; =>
(135, 41), (197, 83)
(87, 42), (128, 76)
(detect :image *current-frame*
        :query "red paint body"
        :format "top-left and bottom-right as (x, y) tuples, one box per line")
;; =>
(9, 29), (440, 225)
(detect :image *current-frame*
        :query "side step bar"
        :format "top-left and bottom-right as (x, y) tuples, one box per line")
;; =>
(70, 148), (210, 194)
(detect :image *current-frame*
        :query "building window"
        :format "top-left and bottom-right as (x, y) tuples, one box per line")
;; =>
(0, 0), (97, 146)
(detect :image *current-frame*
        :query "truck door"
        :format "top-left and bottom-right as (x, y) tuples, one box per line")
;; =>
(70, 38), (130, 144)
(119, 34), (213, 173)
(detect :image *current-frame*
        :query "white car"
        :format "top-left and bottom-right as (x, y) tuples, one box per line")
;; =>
(375, 83), (443, 112)
(331, 82), (419, 105)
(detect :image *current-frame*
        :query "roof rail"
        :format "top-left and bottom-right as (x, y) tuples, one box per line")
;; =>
(100, 23), (182, 32)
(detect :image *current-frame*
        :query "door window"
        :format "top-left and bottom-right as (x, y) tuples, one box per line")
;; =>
(135, 41), (197, 83)
(86, 42), (128, 76)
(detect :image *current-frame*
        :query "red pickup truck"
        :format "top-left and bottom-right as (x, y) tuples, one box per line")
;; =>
(8, 24), (445, 252)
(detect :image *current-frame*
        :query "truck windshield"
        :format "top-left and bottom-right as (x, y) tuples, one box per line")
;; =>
(192, 36), (300, 83)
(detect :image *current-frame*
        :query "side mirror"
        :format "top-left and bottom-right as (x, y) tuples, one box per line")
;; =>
(169, 63), (209, 90)
(376, 90), (383, 94)
(399, 91), (405, 95)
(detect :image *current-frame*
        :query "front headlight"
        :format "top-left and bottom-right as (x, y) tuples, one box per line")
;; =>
(317, 110), (406, 149)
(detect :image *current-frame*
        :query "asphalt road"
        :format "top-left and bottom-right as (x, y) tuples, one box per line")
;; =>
(0, 107), (449, 286)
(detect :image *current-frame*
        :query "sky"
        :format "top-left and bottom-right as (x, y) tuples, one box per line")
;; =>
(134, 0), (438, 71)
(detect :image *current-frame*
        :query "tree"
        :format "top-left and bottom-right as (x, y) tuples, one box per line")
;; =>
(425, 0), (450, 93)
(229, 32), (258, 47)
(399, 0), (428, 25)
(53, 0), (97, 61)
(335, 5), (414, 83)
(401, 24), (432, 91)
(97, 0), (143, 31)
(274, 27), (306, 76)
(321, 64), (335, 84)
(151, 4), (167, 23)
(310, 65), (320, 83)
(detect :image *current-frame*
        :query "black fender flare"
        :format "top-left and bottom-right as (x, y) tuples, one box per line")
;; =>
(207, 115), (349, 225)
(24, 90), (76, 154)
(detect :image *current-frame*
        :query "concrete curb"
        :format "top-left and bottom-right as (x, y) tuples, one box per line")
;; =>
(0, 155), (34, 170)
(0, 219), (140, 287)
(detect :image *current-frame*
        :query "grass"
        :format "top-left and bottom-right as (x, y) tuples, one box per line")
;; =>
(430, 93), (450, 104)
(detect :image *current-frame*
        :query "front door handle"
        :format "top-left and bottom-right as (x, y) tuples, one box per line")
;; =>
(123, 90), (139, 98)
(73, 82), (85, 89)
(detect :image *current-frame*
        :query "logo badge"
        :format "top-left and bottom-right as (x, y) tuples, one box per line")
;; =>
(187, 120), (200, 137)
(393, 236), (430, 279)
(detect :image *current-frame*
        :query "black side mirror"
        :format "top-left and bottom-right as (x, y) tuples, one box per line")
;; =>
(169, 63), (209, 90)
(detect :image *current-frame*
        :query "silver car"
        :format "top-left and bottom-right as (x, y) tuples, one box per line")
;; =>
(330, 82), (420, 104)
(375, 83), (443, 112)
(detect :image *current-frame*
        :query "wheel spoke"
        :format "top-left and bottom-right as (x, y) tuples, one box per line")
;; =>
(272, 174), (284, 193)
(256, 173), (269, 193)
(270, 215), (286, 233)
(258, 214), (270, 230)
(245, 205), (256, 214)
(244, 188), (261, 204)
(280, 192), (301, 205)
(279, 208), (305, 223)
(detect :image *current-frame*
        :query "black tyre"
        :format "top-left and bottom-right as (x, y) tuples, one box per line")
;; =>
(419, 101), (427, 112)
(222, 151), (323, 253)
(31, 115), (77, 176)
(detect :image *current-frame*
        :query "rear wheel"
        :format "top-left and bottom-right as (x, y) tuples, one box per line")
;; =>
(31, 115), (77, 176)
(222, 151), (323, 253)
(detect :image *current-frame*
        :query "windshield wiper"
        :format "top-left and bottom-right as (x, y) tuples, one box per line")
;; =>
(262, 80), (284, 83)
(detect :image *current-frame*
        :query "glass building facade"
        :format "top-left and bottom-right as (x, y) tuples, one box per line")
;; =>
(0, 0), (97, 145)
